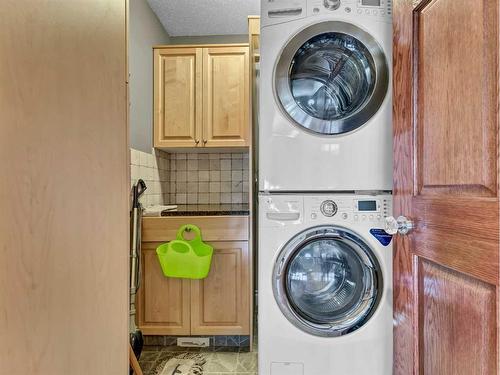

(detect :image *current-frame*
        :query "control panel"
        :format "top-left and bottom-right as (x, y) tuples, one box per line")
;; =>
(307, 0), (392, 20)
(261, 195), (392, 226)
(355, 0), (392, 17)
(305, 195), (392, 224)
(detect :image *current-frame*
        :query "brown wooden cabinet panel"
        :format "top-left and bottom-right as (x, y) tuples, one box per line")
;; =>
(154, 48), (202, 148)
(153, 45), (250, 149)
(191, 241), (250, 335)
(137, 243), (191, 335)
(203, 47), (250, 147)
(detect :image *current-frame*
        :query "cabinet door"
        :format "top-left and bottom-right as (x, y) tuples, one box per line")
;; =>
(203, 47), (250, 147)
(191, 241), (250, 335)
(154, 48), (202, 148)
(137, 243), (191, 335)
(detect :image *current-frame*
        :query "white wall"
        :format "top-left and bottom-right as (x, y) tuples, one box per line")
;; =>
(129, 0), (170, 153)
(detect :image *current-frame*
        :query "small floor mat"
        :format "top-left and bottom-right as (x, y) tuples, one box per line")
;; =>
(154, 352), (206, 375)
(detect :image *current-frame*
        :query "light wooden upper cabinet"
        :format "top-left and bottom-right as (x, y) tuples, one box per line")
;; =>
(154, 48), (202, 148)
(154, 45), (250, 149)
(203, 47), (250, 148)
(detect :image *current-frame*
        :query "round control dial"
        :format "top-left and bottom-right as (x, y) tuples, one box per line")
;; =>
(320, 200), (338, 217)
(323, 0), (341, 10)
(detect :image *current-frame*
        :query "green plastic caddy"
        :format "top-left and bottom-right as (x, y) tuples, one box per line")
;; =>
(156, 224), (214, 279)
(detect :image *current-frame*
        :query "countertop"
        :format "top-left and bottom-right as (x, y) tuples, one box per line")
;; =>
(161, 204), (250, 217)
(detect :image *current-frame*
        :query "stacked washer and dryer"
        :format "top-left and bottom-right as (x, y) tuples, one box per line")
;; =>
(258, 0), (393, 374)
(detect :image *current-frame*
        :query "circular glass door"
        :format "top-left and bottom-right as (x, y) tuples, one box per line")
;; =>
(273, 226), (382, 337)
(275, 21), (389, 135)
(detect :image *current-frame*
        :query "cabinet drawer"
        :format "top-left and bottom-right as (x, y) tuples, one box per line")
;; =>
(142, 216), (249, 242)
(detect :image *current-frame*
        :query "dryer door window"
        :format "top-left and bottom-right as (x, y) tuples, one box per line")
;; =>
(275, 21), (389, 135)
(273, 226), (382, 337)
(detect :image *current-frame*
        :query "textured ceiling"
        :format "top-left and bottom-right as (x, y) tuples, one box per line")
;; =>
(146, 0), (260, 36)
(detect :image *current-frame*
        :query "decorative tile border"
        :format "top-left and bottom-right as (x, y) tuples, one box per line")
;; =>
(143, 335), (251, 352)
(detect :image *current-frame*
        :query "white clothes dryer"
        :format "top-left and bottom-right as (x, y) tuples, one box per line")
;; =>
(259, 0), (393, 192)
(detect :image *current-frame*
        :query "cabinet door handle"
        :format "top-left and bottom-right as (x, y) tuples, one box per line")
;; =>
(203, 139), (207, 144)
(195, 139), (200, 145)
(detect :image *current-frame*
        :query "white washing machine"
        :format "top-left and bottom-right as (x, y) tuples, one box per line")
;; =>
(259, 0), (393, 192)
(258, 193), (393, 375)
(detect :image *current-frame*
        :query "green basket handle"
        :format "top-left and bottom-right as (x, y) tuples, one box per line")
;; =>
(176, 224), (203, 246)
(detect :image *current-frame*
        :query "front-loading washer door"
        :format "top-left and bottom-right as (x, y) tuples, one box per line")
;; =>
(275, 21), (389, 135)
(273, 226), (382, 337)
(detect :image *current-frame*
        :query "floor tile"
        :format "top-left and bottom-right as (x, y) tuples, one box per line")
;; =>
(138, 344), (258, 375)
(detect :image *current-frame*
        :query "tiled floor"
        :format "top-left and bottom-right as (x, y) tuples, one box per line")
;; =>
(139, 346), (257, 375)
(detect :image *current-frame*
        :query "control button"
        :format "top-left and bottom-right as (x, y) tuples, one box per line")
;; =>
(345, 6), (351, 13)
(365, 9), (370, 14)
(357, 9), (362, 14)
(354, 215), (359, 220)
(342, 213), (348, 220)
(311, 213), (317, 219)
(377, 215), (382, 220)
(380, 10), (385, 15)
(320, 200), (338, 217)
(323, 0), (341, 11)
(313, 7), (320, 13)
(362, 215), (367, 220)
(369, 215), (374, 220)
(372, 9), (378, 15)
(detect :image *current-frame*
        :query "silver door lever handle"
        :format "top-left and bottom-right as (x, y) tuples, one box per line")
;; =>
(385, 216), (414, 235)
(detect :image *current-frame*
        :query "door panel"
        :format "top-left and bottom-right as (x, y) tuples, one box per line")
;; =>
(203, 47), (250, 147)
(154, 48), (202, 148)
(414, 198), (498, 284)
(418, 260), (496, 374)
(138, 243), (191, 335)
(415, 0), (497, 197)
(190, 241), (250, 335)
(393, 0), (499, 373)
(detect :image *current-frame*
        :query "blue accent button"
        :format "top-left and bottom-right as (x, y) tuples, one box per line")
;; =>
(370, 228), (393, 246)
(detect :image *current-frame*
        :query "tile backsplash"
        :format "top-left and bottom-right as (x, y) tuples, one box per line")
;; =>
(130, 149), (250, 207)
(169, 152), (250, 205)
(130, 148), (170, 207)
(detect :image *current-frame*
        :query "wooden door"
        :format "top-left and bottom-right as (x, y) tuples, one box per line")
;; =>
(393, 0), (499, 374)
(154, 47), (202, 148)
(203, 46), (250, 148)
(0, 1), (128, 373)
(137, 243), (191, 335)
(191, 241), (250, 335)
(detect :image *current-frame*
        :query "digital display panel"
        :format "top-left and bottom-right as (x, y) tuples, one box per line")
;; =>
(358, 200), (377, 211)
(362, 0), (381, 6)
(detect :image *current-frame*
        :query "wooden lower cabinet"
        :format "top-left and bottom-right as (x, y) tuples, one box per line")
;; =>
(137, 217), (251, 336)
(191, 242), (250, 335)
(139, 243), (191, 335)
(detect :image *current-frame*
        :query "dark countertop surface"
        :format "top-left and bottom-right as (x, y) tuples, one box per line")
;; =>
(161, 204), (250, 216)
